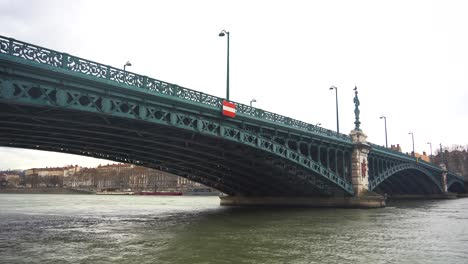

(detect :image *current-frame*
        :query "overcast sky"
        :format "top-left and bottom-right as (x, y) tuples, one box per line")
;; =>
(1, 0), (467, 170)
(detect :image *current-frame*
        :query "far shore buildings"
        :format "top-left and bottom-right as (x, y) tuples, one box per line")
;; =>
(17, 163), (204, 191)
(0, 172), (22, 188)
(390, 144), (430, 162)
(2, 146), (467, 190)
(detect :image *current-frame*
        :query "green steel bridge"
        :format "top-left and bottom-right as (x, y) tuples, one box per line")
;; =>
(0, 35), (465, 203)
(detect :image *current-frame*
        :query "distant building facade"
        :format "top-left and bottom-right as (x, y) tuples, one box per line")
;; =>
(64, 163), (205, 192)
(4, 163), (212, 192)
(389, 143), (430, 162)
(24, 165), (81, 188)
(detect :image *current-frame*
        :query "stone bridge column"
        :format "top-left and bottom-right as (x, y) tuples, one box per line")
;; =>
(439, 164), (448, 193)
(350, 129), (371, 196)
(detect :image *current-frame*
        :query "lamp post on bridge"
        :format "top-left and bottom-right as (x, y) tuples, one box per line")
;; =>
(380, 115), (388, 148)
(124, 61), (132, 71)
(329, 85), (339, 133)
(408, 132), (415, 157)
(316, 122), (321, 126)
(250, 98), (256, 107)
(427, 142), (433, 163)
(219, 30), (230, 101)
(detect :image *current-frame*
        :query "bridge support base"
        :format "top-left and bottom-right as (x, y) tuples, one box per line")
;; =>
(219, 195), (385, 208)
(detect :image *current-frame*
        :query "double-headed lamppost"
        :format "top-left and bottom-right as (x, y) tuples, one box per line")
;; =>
(124, 61), (132, 71)
(380, 115), (388, 148)
(250, 98), (256, 107)
(219, 30), (230, 101)
(427, 142), (433, 162)
(408, 132), (415, 156)
(329, 86), (339, 133)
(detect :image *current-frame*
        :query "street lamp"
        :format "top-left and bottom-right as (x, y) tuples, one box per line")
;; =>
(250, 98), (256, 107)
(427, 142), (433, 162)
(329, 85), (339, 133)
(316, 123), (321, 126)
(219, 30), (230, 101)
(124, 61), (132, 71)
(408, 132), (415, 156)
(380, 115), (388, 148)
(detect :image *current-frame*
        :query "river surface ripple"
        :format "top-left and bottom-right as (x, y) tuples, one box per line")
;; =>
(0, 194), (467, 264)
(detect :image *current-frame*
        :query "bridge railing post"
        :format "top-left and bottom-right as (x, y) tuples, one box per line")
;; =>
(61, 53), (69, 69)
(8, 38), (14, 55)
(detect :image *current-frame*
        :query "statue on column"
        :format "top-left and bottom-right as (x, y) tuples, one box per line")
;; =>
(353, 86), (361, 131)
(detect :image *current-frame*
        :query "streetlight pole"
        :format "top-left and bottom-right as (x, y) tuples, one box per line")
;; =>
(124, 61), (132, 71)
(250, 98), (256, 107)
(316, 123), (321, 126)
(219, 30), (230, 101)
(408, 132), (415, 156)
(380, 115), (388, 148)
(427, 142), (433, 162)
(329, 86), (339, 133)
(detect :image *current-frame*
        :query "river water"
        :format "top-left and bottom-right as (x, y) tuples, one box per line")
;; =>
(0, 194), (467, 264)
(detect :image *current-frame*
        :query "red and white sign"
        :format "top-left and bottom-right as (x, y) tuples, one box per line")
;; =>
(222, 100), (236, 118)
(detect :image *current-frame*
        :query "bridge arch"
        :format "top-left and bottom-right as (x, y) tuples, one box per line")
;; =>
(369, 163), (443, 195)
(0, 71), (354, 196)
(447, 176), (466, 193)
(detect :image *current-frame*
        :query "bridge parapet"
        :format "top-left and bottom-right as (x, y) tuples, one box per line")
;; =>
(370, 143), (444, 172)
(0, 35), (350, 143)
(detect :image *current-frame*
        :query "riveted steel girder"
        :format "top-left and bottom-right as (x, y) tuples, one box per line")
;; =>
(0, 67), (354, 195)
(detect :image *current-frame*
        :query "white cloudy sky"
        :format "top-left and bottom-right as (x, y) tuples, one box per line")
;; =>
(0, 0), (467, 170)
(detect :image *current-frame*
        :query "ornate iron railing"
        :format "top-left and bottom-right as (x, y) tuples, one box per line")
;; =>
(447, 172), (465, 182)
(0, 35), (351, 142)
(370, 143), (444, 171)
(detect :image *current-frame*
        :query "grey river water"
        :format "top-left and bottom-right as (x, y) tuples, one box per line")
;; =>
(0, 194), (467, 264)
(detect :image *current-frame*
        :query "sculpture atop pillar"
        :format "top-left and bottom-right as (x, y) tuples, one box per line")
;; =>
(353, 86), (361, 131)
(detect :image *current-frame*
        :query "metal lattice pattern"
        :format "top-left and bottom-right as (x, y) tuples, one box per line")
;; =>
(447, 172), (465, 190)
(368, 163), (442, 192)
(0, 35), (350, 142)
(0, 76), (354, 195)
(370, 143), (444, 171)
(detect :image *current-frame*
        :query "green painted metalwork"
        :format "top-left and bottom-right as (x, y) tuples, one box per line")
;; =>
(0, 68), (354, 195)
(0, 34), (465, 196)
(447, 172), (465, 192)
(368, 163), (442, 192)
(0, 35), (351, 143)
(368, 143), (465, 193)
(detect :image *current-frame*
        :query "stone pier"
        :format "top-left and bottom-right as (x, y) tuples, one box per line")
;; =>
(218, 88), (386, 209)
(219, 128), (386, 209)
(219, 195), (386, 208)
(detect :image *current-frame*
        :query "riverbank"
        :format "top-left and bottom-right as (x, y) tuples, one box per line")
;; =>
(0, 187), (93, 194)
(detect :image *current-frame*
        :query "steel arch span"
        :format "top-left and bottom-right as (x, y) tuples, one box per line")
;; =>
(447, 173), (466, 193)
(369, 163), (444, 195)
(0, 36), (356, 197)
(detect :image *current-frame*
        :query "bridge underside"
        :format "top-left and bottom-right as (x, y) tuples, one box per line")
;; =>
(372, 169), (442, 196)
(448, 182), (465, 193)
(0, 102), (348, 197)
